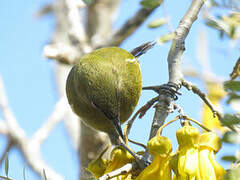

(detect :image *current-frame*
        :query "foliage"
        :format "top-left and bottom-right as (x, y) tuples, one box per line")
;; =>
(140, 0), (162, 9)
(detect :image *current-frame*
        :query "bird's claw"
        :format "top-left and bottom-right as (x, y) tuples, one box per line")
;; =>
(134, 154), (152, 169)
(142, 82), (181, 100)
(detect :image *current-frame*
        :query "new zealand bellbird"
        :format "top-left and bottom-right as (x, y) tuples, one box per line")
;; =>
(66, 42), (155, 147)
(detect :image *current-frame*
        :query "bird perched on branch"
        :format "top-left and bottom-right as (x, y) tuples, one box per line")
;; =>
(66, 42), (155, 162)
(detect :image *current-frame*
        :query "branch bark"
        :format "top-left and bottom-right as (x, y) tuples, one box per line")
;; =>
(87, 0), (121, 47)
(0, 76), (64, 180)
(32, 97), (69, 144)
(149, 0), (205, 139)
(99, 163), (133, 180)
(104, 7), (158, 47)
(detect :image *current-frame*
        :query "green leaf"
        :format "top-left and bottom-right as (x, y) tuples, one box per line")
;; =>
(148, 18), (168, 28)
(220, 114), (240, 126)
(205, 19), (221, 30)
(83, 0), (93, 5)
(224, 81), (240, 91)
(157, 32), (175, 44)
(224, 167), (240, 180)
(222, 131), (240, 144)
(5, 153), (9, 178)
(229, 25), (236, 39)
(140, 0), (162, 9)
(222, 155), (237, 162)
(209, 0), (218, 7)
(43, 169), (47, 180)
(23, 165), (26, 180)
(220, 29), (224, 39)
(227, 93), (240, 104)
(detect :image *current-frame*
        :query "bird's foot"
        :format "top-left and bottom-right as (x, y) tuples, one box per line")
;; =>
(120, 142), (151, 170)
(134, 154), (151, 169)
(142, 82), (181, 100)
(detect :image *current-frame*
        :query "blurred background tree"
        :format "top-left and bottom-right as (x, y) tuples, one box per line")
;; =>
(0, 0), (239, 179)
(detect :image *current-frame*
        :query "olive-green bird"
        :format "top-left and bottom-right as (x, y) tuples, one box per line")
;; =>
(66, 42), (155, 147)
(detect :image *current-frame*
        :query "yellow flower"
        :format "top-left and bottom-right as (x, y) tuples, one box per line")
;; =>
(199, 131), (222, 153)
(198, 132), (226, 180)
(87, 149), (109, 178)
(172, 124), (226, 180)
(136, 136), (172, 180)
(202, 82), (226, 133)
(104, 146), (135, 180)
(170, 154), (181, 180)
(175, 123), (200, 179)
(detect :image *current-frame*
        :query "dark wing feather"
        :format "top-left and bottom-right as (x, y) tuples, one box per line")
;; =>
(87, 63), (124, 139)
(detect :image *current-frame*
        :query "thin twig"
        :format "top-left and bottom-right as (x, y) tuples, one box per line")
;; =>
(157, 116), (180, 136)
(86, 0), (121, 47)
(0, 76), (26, 140)
(128, 139), (147, 149)
(104, 7), (159, 47)
(173, 103), (185, 115)
(126, 96), (159, 136)
(43, 43), (79, 65)
(168, 0), (205, 84)
(64, 0), (91, 53)
(0, 119), (8, 135)
(230, 57), (240, 80)
(184, 116), (212, 132)
(35, 3), (54, 18)
(44, 0), (92, 64)
(99, 163), (133, 180)
(32, 97), (68, 144)
(0, 76), (64, 180)
(0, 140), (14, 166)
(182, 79), (222, 119)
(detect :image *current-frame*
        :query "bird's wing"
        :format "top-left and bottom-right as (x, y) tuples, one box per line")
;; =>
(86, 62), (124, 139)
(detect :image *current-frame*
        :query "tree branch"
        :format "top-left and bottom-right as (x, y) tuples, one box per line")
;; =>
(32, 97), (68, 144)
(182, 80), (222, 119)
(168, 0), (205, 84)
(0, 76), (26, 140)
(0, 140), (13, 166)
(0, 76), (64, 180)
(0, 119), (8, 135)
(99, 163), (133, 180)
(230, 56), (240, 80)
(149, 0), (205, 140)
(87, 0), (121, 47)
(43, 43), (79, 65)
(126, 96), (159, 137)
(149, 94), (174, 139)
(64, 0), (92, 53)
(104, 7), (158, 47)
(44, 0), (92, 64)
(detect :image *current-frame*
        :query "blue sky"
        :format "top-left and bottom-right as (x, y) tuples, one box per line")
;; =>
(0, 0), (239, 179)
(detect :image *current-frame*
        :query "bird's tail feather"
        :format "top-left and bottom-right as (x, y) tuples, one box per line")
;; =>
(130, 41), (156, 58)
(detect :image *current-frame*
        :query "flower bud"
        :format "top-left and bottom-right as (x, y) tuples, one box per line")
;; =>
(176, 124), (200, 148)
(104, 146), (134, 174)
(87, 155), (109, 178)
(147, 136), (172, 156)
(199, 132), (222, 153)
(136, 135), (172, 180)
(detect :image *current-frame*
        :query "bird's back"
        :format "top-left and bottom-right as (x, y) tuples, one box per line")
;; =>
(66, 47), (142, 133)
